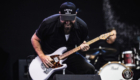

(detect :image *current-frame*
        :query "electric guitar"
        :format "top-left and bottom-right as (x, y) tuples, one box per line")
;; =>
(29, 31), (114, 80)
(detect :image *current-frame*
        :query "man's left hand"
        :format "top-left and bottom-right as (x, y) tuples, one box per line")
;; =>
(80, 41), (90, 51)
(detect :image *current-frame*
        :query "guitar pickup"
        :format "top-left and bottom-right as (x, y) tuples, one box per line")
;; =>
(54, 57), (59, 62)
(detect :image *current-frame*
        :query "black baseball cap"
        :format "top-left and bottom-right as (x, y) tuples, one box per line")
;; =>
(60, 2), (77, 21)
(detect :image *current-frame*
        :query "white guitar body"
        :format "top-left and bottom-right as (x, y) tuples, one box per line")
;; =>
(29, 47), (67, 80)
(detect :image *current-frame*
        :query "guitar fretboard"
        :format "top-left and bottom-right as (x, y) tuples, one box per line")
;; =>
(59, 37), (100, 60)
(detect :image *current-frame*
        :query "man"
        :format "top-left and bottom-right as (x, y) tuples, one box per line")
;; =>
(31, 2), (95, 80)
(93, 27), (123, 70)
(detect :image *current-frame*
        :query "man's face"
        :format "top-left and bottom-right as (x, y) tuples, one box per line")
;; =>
(60, 17), (76, 34)
(59, 11), (76, 34)
(107, 30), (117, 44)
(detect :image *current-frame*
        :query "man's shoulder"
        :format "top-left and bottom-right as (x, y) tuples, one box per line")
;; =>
(42, 14), (60, 24)
(76, 16), (87, 28)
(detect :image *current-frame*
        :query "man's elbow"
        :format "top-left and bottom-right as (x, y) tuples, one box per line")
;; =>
(31, 36), (34, 42)
(31, 33), (41, 42)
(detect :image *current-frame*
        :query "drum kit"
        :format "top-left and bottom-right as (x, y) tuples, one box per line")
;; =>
(85, 46), (140, 80)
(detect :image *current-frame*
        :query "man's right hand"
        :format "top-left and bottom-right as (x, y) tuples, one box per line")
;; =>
(39, 55), (54, 68)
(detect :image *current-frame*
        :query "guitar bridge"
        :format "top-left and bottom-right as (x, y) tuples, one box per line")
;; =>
(41, 63), (52, 74)
(50, 55), (62, 68)
(44, 68), (52, 74)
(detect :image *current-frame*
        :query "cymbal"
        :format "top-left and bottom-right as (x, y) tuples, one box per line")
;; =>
(93, 47), (117, 52)
(85, 47), (117, 55)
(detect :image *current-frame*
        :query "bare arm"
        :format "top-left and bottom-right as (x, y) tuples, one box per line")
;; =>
(31, 33), (53, 68)
(31, 33), (44, 57)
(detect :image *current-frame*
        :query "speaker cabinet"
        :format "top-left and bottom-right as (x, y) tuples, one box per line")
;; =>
(18, 59), (31, 80)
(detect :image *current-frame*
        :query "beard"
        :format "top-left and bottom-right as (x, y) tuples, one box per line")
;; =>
(62, 21), (74, 34)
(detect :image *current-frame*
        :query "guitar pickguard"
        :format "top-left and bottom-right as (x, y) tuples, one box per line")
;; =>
(40, 55), (63, 74)
(50, 55), (63, 68)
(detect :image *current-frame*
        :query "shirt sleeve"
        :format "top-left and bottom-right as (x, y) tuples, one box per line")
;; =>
(35, 19), (51, 40)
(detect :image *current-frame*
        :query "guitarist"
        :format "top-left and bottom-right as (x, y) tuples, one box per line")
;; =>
(31, 2), (95, 80)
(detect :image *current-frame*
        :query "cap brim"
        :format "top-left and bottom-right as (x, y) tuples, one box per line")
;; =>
(60, 14), (76, 20)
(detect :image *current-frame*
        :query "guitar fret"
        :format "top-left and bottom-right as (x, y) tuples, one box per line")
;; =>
(87, 37), (100, 45)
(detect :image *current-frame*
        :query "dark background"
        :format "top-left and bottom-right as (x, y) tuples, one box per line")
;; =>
(1, 0), (140, 80)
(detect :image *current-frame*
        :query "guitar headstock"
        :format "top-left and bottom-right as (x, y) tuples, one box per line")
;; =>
(99, 30), (115, 40)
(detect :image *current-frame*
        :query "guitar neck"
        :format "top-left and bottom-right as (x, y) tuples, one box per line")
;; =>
(59, 37), (100, 60)
(86, 37), (100, 45)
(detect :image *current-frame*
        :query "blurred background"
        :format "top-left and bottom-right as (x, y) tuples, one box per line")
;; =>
(1, 0), (140, 80)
